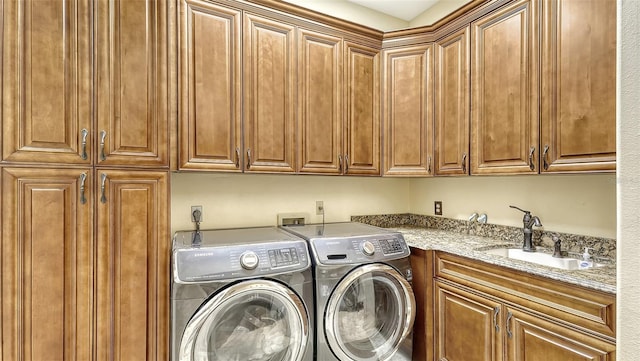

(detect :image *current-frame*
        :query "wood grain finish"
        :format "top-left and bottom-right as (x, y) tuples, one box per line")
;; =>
(243, 13), (296, 173)
(2, 168), (93, 361)
(383, 45), (434, 176)
(435, 26), (470, 176)
(409, 248), (434, 361)
(435, 281), (503, 361)
(540, 0), (616, 173)
(470, 0), (539, 175)
(1, 0), (92, 165)
(179, 0), (242, 171)
(96, 170), (168, 361)
(96, 0), (169, 167)
(344, 42), (381, 176)
(297, 29), (343, 174)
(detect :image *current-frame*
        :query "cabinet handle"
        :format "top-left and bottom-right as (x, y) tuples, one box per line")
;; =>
(235, 148), (240, 168)
(100, 173), (107, 204)
(246, 148), (251, 169)
(462, 153), (467, 173)
(427, 156), (432, 174)
(99, 130), (107, 161)
(79, 173), (88, 204)
(338, 155), (343, 172)
(506, 311), (513, 339)
(542, 145), (550, 171)
(344, 154), (349, 173)
(80, 129), (89, 160)
(528, 146), (536, 171)
(493, 307), (500, 333)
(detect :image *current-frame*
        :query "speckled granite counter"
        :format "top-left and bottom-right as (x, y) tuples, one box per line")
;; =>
(394, 226), (616, 294)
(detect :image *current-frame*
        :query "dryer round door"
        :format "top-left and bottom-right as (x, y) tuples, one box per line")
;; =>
(179, 279), (310, 361)
(325, 263), (416, 361)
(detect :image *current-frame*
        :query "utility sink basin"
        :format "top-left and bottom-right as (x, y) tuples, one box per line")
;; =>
(482, 247), (604, 270)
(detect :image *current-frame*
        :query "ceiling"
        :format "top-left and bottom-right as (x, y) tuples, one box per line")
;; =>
(345, 0), (441, 22)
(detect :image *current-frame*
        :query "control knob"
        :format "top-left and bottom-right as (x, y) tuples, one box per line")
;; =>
(361, 241), (376, 256)
(240, 251), (259, 270)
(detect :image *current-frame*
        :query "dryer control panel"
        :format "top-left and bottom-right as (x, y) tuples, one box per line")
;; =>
(310, 235), (410, 265)
(173, 240), (310, 283)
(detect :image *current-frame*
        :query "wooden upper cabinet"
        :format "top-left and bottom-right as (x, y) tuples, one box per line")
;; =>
(435, 27), (470, 176)
(1, 0), (93, 165)
(243, 13), (296, 173)
(179, 0), (242, 171)
(540, 0), (616, 173)
(95, 0), (170, 168)
(344, 41), (381, 176)
(298, 29), (343, 174)
(96, 170), (169, 361)
(383, 45), (434, 176)
(470, 0), (539, 175)
(2, 167), (93, 361)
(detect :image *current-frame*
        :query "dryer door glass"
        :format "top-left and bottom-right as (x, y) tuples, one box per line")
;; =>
(325, 263), (416, 361)
(179, 279), (309, 361)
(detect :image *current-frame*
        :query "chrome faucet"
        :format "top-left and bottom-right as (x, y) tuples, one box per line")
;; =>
(510, 205), (542, 252)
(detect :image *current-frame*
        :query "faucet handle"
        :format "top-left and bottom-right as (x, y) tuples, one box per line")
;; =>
(509, 205), (530, 214)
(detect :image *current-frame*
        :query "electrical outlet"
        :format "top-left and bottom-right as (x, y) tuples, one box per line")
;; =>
(434, 201), (443, 216)
(316, 201), (324, 215)
(191, 205), (203, 222)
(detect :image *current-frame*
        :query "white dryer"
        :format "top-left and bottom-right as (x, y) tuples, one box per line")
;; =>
(282, 222), (415, 361)
(171, 227), (314, 361)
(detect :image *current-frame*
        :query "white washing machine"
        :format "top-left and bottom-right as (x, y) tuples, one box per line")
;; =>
(171, 227), (314, 361)
(282, 222), (415, 361)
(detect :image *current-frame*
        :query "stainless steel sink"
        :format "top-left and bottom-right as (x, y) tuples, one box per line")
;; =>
(482, 247), (604, 270)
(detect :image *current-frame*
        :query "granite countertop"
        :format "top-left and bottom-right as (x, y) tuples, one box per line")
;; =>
(394, 226), (616, 294)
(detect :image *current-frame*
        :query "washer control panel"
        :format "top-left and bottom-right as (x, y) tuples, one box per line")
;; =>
(174, 240), (310, 283)
(311, 234), (409, 265)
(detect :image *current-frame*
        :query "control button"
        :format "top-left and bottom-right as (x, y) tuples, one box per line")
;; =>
(240, 251), (259, 270)
(361, 241), (376, 256)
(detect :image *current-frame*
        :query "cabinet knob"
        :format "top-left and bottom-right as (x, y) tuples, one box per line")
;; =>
(528, 146), (536, 171)
(100, 173), (108, 203)
(542, 145), (550, 171)
(100, 130), (107, 161)
(79, 173), (88, 204)
(80, 129), (89, 160)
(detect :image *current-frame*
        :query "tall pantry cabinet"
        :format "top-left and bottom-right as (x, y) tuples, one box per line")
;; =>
(0, 1), (172, 360)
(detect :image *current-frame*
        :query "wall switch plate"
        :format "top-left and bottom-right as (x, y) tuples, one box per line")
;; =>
(191, 206), (203, 222)
(316, 200), (324, 215)
(434, 201), (443, 216)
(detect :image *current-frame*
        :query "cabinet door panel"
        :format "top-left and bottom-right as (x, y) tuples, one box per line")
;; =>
(506, 308), (615, 361)
(383, 45), (434, 176)
(471, 0), (539, 174)
(1, 0), (92, 165)
(435, 27), (470, 176)
(298, 29), (342, 174)
(540, 0), (616, 172)
(96, 0), (170, 167)
(179, 1), (242, 171)
(345, 42), (380, 176)
(243, 14), (296, 173)
(435, 281), (503, 361)
(2, 168), (93, 361)
(96, 170), (169, 361)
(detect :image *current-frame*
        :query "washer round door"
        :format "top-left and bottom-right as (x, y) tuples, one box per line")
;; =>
(179, 279), (310, 361)
(325, 263), (416, 361)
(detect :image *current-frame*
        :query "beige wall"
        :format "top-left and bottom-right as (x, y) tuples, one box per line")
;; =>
(409, 174), (617, 239)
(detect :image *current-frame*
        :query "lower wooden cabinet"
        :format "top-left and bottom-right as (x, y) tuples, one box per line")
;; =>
(1, 167), (169, 361)
(433, 252), (616, 361)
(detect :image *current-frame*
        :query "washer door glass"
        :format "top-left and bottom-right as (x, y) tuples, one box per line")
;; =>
(179, 279), (309, 361)
(325, 263), (415, 361)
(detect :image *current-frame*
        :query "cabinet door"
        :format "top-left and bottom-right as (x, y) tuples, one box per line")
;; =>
(471, 0), (539, 174)
(540, 0), (616, 173)
(383, 45), (434, 176)
(505, 307), (615, 361)
(243, 13), (296, 173)
(435, 281), (503, 361)
(298, 29), (343, 174)
(179, 0), (242, 171)
(95, 0), (170, 168)
(96, 170), (169, 361)
(2, 168), (93, 361)
(1, 0), (93, 165)
(435, 27), (470, 176)
(344, 41), (381, 176)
